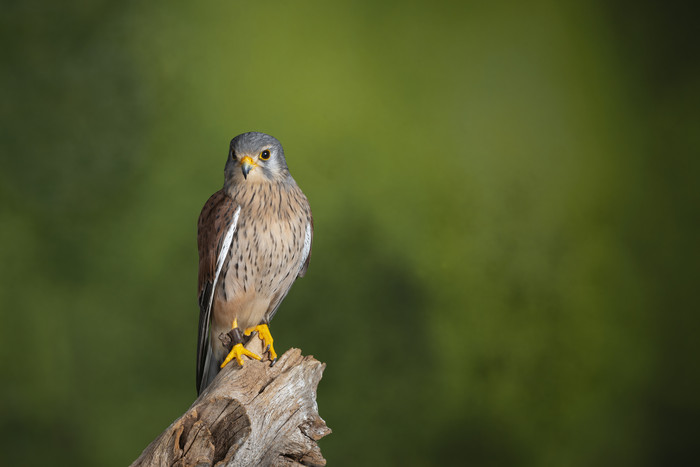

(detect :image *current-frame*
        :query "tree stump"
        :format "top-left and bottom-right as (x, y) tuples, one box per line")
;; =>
(131, 338), (330, 466)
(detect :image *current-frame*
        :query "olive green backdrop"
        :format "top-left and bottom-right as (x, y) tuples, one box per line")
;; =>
(1, 0), (698, 465)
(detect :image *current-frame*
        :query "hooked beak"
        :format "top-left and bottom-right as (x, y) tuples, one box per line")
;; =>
(240, 156), (257, 179)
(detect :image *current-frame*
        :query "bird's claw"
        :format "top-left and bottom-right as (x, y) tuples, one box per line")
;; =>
(220, 343), (261, 369)
(244, 324), (278, 362)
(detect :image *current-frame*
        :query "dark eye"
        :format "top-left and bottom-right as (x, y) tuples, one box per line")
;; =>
(260, 149), (271, 160)
(230, 150), (237, 160)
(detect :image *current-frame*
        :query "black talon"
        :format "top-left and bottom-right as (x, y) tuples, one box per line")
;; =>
(270, 357), (277, 367)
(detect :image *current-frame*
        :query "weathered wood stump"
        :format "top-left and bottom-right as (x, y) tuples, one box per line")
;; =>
(131, 338), (330, 466)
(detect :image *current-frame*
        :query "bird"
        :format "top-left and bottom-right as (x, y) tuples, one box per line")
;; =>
(195, 132), (313, 395)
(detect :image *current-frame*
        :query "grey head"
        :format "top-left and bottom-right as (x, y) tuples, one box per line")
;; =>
(224, 132), (291, 187)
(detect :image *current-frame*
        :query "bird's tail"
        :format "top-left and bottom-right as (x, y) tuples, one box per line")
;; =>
(197, 344), (220, 395)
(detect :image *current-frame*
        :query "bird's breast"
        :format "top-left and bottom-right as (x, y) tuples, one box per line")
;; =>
(213, 182), (308, 326)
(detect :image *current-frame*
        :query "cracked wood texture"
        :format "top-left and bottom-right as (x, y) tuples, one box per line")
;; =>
(131, 341), (330, 467)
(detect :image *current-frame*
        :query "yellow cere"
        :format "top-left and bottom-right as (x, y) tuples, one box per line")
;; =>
(240, 156), (257, 166)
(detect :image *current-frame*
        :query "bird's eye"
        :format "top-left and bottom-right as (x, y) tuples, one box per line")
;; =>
(230, 150), (237, 161)
(260, 149), (271, 160)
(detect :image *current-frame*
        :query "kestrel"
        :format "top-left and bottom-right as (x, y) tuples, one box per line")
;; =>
(196, 132), (313, 394)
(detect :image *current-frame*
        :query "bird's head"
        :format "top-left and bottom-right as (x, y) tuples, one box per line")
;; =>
(224, 132), (290, 186)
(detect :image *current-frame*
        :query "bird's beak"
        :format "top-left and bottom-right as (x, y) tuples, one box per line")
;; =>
(240, 156), (257, 179)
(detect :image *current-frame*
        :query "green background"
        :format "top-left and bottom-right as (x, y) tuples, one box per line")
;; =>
(2, 0), (698, 465)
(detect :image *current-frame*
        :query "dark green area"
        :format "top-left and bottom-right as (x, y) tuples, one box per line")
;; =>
(1, 1), (698, 465)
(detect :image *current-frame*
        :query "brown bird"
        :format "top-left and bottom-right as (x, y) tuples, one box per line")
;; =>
(196, 132), (313, 394)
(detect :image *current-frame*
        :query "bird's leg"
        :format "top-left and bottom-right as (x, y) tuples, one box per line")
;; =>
(220, 318), (261, 368)
(244, 324), (278, 363)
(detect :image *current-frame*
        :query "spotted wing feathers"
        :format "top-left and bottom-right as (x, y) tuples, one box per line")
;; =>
(298, 216), (313, 277)
(196, 190), (240, 393)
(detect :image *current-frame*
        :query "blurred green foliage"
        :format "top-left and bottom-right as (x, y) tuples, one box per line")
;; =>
(1, 0), (698, 465)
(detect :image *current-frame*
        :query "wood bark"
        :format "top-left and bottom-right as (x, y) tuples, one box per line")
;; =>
(131, 338), (330, 466)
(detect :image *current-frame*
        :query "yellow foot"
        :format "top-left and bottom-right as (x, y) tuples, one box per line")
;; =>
(220, 319), (261, 369)
(244, 324), (278, 361)
(220, 343), (261, 369)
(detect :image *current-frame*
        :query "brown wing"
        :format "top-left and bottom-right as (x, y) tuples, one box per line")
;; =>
(298, 211), (313, 277)
(196, 190), (238, 393)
